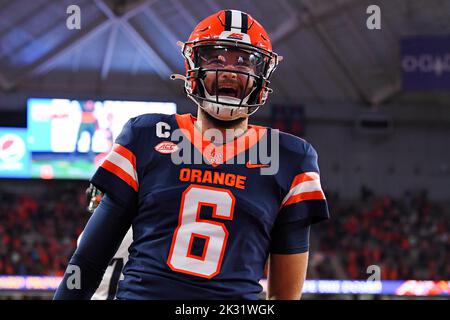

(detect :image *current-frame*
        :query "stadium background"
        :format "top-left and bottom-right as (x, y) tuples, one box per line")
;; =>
(0, 0), (449, 299)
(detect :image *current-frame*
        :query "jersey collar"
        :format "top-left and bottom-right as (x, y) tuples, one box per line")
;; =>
(175, 113), (267, 167)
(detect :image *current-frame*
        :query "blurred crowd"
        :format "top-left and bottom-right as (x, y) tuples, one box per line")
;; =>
(0, 183), (88, 276)
(0, 182), (449, 280)
(310, 187), (450, 280)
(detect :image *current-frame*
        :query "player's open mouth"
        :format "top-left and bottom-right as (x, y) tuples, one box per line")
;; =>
(214, 84), (241, 98)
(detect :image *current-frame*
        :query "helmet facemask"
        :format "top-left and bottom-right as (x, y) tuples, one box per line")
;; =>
(179, 40), (279, 121)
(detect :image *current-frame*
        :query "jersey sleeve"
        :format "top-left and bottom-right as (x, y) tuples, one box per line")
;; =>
(90, 118), (139, 206)
(270, 143), (330, 254)
(53, 194), (134, 299)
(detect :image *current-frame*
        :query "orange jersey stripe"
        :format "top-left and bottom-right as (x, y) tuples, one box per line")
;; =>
(101, 159), (138, 192)
(113, 144), (136, 169)
(289, 172), (319, 190)
(282, 190), (325, 207)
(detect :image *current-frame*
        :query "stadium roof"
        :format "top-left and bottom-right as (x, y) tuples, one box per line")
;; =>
(1, 0), (450, 106)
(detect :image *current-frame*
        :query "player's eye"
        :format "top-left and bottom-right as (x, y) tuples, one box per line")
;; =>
(205, 55), (226, 66)
(208, 58), (223, 64)
(250, 54), (263, 66)
(236, 56), (251, 67)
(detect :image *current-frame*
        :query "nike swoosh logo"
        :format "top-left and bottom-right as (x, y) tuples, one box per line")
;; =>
(246, 161), (270, 169)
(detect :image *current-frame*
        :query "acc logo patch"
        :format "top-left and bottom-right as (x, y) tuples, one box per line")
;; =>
(154, 141), (179, 154)
(227, 32), (244, 40)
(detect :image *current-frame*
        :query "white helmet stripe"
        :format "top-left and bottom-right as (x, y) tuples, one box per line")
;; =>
(230, 10), (242, 32)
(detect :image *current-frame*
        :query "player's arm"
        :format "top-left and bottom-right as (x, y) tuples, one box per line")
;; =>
(268, 251), (308, 300)
(54, 192), (134, 299)
(268, 222), (310, 300)
(269, 141), (330, 299)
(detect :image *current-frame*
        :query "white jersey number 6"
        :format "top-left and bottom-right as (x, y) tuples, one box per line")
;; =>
(167, 184), (235, 278)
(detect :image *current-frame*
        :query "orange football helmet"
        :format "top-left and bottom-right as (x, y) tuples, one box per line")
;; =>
(172, 10), (282, 121)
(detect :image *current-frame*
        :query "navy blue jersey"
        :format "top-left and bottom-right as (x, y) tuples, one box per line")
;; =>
(90, 113), (329, 299)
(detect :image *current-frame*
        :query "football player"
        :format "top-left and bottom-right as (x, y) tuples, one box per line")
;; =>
(79, 184), (132, 300)
(55, 9), (329, 300)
